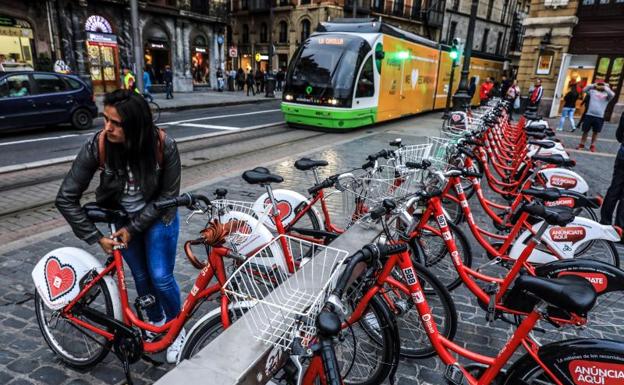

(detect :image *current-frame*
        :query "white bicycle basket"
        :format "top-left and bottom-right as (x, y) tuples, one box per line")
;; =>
(223, 235), (349, 350)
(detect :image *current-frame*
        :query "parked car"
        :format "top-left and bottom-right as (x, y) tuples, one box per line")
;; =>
(0, 71), (97, 132)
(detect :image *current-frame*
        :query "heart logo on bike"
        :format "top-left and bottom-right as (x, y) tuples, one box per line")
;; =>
(264, 199), (293, 221)
(44, 257), (77, 302)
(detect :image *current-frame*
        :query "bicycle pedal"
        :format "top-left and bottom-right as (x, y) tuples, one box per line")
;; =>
(444, 364), (468, 385)
(135, 294), (156, 309)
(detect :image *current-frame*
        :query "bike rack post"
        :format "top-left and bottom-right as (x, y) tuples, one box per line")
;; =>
(154, 224), (382, 385)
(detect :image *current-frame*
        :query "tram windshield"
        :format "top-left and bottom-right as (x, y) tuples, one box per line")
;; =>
(284, 34), (371, 107)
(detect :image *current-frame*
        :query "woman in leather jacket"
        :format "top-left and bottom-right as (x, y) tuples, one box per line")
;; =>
(55, 89), (184, 363)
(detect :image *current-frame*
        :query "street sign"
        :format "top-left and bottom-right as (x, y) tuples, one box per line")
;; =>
(229, 47), (237, 57)
(255, 53), (262, 62)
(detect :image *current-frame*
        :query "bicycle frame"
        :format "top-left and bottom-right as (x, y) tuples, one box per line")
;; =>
(61, 223), (235, 354)
(346, 247), (567, 385)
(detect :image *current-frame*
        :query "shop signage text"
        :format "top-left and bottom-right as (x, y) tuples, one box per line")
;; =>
(87, 32), (117, 45)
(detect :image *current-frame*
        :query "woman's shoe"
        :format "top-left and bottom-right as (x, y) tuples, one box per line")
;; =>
(167, 328), (186, 364)
(590, 144), (596, 152)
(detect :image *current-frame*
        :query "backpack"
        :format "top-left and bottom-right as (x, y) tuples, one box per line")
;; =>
(98, 128), (166, 171)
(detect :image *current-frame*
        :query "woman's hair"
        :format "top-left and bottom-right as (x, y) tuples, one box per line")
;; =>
(103, 89), (157, 188)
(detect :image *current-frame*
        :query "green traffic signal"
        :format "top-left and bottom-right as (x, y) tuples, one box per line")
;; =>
(449, 50), (459, 60)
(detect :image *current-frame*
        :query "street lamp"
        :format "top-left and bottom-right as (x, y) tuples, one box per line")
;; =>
(452, 0), (478, 110)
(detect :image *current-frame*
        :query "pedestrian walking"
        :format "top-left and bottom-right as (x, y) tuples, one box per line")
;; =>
(164, 65), (174, 99)
(577, 80), (615, 152)
(467, 76), (477, 103)
(276, 68), (285, 91)
(479, 78), (494, 106)
(246, 70), (256, 96)
(255, 69), (264, 93)
(501, 74), (511, 100)
(600, 112), (624, 229)
(55, 89), (185, 363)
(557, 83), (579, 132)
(527, 78), (543, 112)
(505, 79), (520, 121)
(216, 67), (224, 92)
(237, 68), (245, 91)
(122, 67), (138, 94)
(142, 67), (154, 102)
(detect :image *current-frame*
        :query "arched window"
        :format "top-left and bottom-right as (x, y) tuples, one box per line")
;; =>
(300, 20), (311, 43)
(279, 21), (288, 43)
(260, 23), (268, 43)
(242, 24), (249, 44)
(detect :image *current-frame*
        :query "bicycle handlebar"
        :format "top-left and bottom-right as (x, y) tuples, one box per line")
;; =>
(405, 159), (432, 170)
(154, 193), (211, 210)
(308, 175), (338, 196)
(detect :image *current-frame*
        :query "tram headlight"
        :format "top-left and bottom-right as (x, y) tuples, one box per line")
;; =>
(328, 98), (339, 106)
(284, 94), (294, 101)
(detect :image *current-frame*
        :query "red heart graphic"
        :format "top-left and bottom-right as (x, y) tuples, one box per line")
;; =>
(264, 199), (292, 220)
(45, 257), (77, 301)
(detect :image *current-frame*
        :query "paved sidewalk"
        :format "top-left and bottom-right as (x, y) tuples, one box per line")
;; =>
(0, 113), (621, 385)
(95, 89), (282, 113)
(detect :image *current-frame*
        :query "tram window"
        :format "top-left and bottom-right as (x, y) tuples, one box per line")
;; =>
(356, 56), (374, 98)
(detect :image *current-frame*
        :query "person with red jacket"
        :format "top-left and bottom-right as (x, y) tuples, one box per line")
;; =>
(479, 77), (494, 106)
(528, 78), (543, 109)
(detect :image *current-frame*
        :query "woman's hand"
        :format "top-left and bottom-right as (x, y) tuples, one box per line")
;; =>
(98, 236), (124, 255)
(112, 227), (132, 247)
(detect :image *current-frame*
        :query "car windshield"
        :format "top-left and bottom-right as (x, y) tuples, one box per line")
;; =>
(285, 34), (371, 101)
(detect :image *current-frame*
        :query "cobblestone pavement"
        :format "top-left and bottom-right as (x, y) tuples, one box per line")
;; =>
(1, 114), (622, 385)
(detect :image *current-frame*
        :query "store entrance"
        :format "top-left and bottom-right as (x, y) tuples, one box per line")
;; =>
(87, 42), (119, 93)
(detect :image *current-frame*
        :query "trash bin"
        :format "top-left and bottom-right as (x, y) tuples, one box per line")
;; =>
(265, 75), (276, 98)
(228, 76), (235, 91)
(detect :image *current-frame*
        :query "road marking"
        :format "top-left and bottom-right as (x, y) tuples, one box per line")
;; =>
(0, 133), (93, 147)
(160, 109), (282, 126)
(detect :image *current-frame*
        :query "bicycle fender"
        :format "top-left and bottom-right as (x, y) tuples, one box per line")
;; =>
(217, 210), (287, 271)
(509, 218), (620, 264)
(537, 168), (589, 194)
(536, 259), (624, 294)
(503, 339), (624, 385)
(31, 247), (122, 320)
(252, 189), (324, 232)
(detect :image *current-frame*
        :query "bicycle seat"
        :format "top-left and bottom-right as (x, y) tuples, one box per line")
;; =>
(522, 187), (561, 201)
(242, 167), (284, 185)
(526, 132), (546, 139)
(531, 154), (575, 167)
(528, 140), (556, 149)
(83, 202), (128, 224)
(294, 157), (328, 171)
(513, 275), (596, 316)
(520, 202), (575, 226)
(558, 190), (601, 209)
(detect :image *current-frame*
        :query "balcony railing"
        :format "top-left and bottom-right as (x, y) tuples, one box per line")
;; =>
(344, 0), (372, 15)
(189, 0), (229, 19)
(370, 2), (423, 21)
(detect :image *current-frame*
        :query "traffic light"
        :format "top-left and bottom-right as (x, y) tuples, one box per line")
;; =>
(450, 38), (460, 62)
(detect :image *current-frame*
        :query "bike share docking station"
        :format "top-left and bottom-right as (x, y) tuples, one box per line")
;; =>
(155, 224), (382, 385)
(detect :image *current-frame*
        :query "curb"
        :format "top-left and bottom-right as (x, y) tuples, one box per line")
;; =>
(96, 97), (280, 117)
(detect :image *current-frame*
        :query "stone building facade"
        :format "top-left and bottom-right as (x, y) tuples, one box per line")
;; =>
(517, 0), (624, 122)
(440, 0), (518, 65)
(0, 0), (228, 93)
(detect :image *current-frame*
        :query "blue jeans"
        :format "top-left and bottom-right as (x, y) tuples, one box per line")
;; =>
(559, 107), (576, 130)
(122, 214), (180, 322)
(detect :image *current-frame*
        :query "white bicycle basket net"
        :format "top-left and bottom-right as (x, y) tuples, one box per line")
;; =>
(223, 235), (349, 350)
(209, 199), (272, 248)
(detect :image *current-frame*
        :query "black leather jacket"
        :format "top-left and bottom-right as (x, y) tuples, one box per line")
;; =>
(56, 131), (181, 245)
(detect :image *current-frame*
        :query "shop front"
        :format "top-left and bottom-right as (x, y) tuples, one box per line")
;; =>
(0, 15), (34, 70)
(191, 35), (210, 86)
(144, 25), (171, 85)
(84, 15), (119, 94)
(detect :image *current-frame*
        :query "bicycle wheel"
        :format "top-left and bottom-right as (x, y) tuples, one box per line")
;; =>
(573, 239), (619, 267)
(379, 261), (457, 358)
(34, 280), (114, 368)
(441, 190), (466, 225)
(412, 219), (473, 291)
(149, 101), (161, 123)
(336, 294), (398, 385)
(179, 308), (243, 361)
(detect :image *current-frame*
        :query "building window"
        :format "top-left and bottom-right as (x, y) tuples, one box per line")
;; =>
(279, 21), (288, 43)
(301, 0), (311, 4)
(372, 0), (384, 11)
(394, 0), (405, 16)
(495, 31), (503, 55)
(411, 0), (421, 18)
(501, 0), (509, 23)
(279, 0), (290, 5)
(452, 0), (459, 10)
(300, 20), (311, 43)
(356, 56), (375, 98)
(241, 0), (249, 9)
(260, 23), (268, 43)
(481, 28), (489, 52)
(242, 24), (249, 44)
(447, 21), (457, 44)
(582, 0), (595, 4)
(487, 0), (495, 19)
